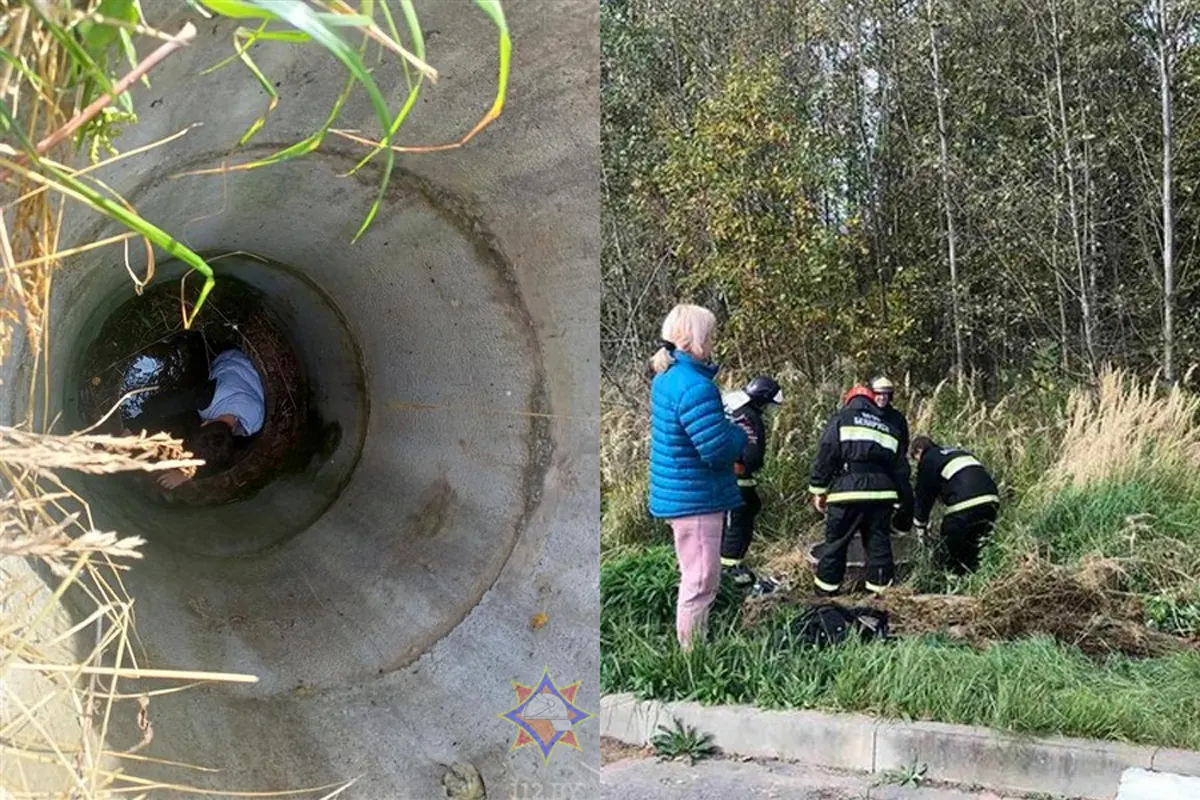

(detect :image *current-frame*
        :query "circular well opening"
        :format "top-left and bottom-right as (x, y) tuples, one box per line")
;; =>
(64, 254), (367, 558)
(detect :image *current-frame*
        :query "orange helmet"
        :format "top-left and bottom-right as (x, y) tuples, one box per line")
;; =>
(842, 385), (876, 407)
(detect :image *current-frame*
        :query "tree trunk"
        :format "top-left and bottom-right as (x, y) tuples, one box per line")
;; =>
(1053, 164), (1069, 370)
(927, 0), (965, 390)
(855, 8), (890, 322)
(1157, 0), (1177, 382)
(1050, 3), (1098, 373)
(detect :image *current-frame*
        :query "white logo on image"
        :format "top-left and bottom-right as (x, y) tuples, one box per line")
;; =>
(524, 692), (574, 732)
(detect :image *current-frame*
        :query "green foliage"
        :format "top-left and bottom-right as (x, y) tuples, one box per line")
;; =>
(195, 0), (406, 241)
(601, 545), (743, 638)
(875, 760), (928, 788)
(83, 106), (138, 163)
(601, 0), (1200, 381)
(649, 717), (718, 764)
(640, 58), (920, 373)
(9, 1), (509, 326)
(1146, 587), (1200, 637)
(79, 0), (138, 52)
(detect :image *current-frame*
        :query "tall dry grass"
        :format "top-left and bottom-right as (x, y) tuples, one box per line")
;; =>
(1048, 367), (1200, 489)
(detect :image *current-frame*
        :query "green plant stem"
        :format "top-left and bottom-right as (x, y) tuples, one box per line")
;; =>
(35, 23), (196, 158)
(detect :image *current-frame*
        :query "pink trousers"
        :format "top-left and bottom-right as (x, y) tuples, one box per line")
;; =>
(670, 512), (725, 649)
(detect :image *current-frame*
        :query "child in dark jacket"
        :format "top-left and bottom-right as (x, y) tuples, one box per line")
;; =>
(720, 376), (783, 590)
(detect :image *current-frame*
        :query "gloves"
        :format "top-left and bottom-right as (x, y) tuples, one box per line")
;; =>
(914, 521), (928, 545)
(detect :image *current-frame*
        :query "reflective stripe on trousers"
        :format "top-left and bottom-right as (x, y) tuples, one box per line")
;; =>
(827, 490), (898, 503)
(944, 494), (1000, 514)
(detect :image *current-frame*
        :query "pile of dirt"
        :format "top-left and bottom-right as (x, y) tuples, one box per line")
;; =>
(742, 553), (1197, 658)
(970, 554), (1163, 655)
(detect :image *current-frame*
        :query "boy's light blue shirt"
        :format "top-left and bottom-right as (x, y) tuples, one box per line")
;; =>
(199, 349), (266, 436)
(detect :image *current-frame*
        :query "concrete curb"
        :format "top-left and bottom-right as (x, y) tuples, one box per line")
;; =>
(601, 693), (1200, 800)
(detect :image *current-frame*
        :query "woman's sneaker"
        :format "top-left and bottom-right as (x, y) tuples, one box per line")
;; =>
(723, 564), (757, 587)
(749, 575), (780, 597)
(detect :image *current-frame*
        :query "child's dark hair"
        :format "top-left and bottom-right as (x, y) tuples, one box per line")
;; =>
(909, 435), (937, 460)
(187, 422), (235, 476)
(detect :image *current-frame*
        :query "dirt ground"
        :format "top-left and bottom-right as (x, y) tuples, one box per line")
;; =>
(601, 756), (1064, 800)
(601, 736), (654, 765)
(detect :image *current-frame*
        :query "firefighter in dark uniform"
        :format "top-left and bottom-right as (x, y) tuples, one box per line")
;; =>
(720, 376), (783, 588)
(870, 375), (914, 535)
(909, 435), (1001, 574)
(809, 385), (905, 595)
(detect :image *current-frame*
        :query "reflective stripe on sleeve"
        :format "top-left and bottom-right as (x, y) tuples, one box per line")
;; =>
(941, 455), (983, 480)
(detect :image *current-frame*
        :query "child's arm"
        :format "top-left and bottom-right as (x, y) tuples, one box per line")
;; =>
(156, 469), (191, 490)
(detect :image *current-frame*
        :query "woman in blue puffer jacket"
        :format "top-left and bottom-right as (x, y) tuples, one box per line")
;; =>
(649, 303), (748, 649)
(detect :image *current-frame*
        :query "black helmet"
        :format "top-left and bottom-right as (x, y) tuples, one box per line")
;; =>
(744, 376), (783, 405)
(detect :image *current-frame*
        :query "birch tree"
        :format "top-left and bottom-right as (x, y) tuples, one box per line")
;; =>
(926, 0), (965, 389)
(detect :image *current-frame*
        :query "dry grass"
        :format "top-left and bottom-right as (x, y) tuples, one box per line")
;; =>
(0, 440), (366, 796)
(600, 381), (650, 490)
(0, 458), (263, 797)
(1049, 368), (1200, 489)
(739, 554), (1197, 658)
(0, 427), (203, 478)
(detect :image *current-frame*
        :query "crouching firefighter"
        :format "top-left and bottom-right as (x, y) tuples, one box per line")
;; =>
(909, 436), (1000, 575)
(808, 386), (905, 596)
(720, 376), (783, 588)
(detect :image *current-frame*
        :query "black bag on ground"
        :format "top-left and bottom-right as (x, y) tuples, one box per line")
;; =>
(783, 603), (890, 648)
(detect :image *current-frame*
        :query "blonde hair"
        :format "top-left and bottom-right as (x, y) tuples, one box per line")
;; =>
(649, 304), (718, 374)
